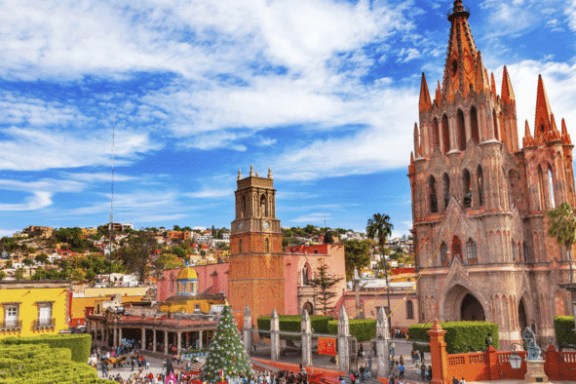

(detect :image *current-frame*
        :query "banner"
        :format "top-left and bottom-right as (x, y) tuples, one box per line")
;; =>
(317, 337), (337, 356)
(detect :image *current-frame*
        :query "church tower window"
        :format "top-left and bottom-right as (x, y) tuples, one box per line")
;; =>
(492, 109), (499, 140)
(302, 263), (312, 286)
(443, 173), (450, 209)
(548, 167), (555, 208)
(440, 242), (448, 266)
(466, 239), (477, 264)
(470, 106), (479, 143)
(477, 166), (484, 206)
(457, 109), (466, 151)
(238, 239), (243, 253)
(451, 236), (462, 262)
(429, 176), (438, 213)
(406, 300), (414, 319)
(433, 118), (440, 151)
(265, 237), (270, 253)
(442, 114), (450, 153)
(538, 165), (546, 210)
(260, 194), (268, 217)
(463, 170), (472, 208)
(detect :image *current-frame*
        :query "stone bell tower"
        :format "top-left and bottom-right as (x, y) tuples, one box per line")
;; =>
(229, 166), (285, 324)
(409, 0), (575, 345)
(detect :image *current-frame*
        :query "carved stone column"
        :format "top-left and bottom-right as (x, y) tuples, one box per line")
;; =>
(243, 306), (252, 354)
(338, 306), (350, 372)
(270, 309), (280, 361)
(376, 306), (390, 377)
(301, 309), (312, 367)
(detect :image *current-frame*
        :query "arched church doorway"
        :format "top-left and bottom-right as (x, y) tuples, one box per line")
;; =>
(303, 302), (314, 315)
(460, 294), (485, 321)
(518, 299), (527, 331)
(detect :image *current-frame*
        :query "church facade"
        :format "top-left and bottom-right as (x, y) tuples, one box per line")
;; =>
(409, 0), (574, 344)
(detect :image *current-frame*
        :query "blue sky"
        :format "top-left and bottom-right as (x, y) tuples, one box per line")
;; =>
(0, 0), (575, 237)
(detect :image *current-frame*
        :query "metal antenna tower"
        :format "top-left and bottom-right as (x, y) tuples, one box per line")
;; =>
(108, 123), (116, 286)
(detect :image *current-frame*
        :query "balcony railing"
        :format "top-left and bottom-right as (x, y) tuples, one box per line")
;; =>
(33, 318), (55, 330)
(1, 320), (22, 331)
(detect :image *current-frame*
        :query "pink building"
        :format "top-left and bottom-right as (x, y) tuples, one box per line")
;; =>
(157, 263), (229, 302)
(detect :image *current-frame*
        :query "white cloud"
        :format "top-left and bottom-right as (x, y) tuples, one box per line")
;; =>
(0, 126), (157, 171)
(567, 0), (576, 31)
(0, 191), (53, 211)
(290, 212), (333, 224)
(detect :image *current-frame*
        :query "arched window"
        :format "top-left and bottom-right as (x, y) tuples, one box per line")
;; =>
(466, 239), (477, 264)
(265, 237), (270, 253)
(470, 106), (479, 143)
(240, 196), (246, 218)
(442, 114), (450, 153)
(492, 109), (499, 140)
(440, 242), (448, 266)
(548, 167), (555, 208)
(260, 194), (268, 217)
(512, 240), (517, 262)
(457, 109), (466, 151)
(452, 236), (462, 262)
(238, 239), (243, 253)
(406, 300), (414, 319)
(429, 176), (438, 213)
(302, 263), (312, 286)
(443, 173), (450, 209)
(463, 170), (472, 208)
(538, 165), (546, 210)
(433, 118), (440, 151)
(477, 166), (484, 206)
(509, 170), (521, 209)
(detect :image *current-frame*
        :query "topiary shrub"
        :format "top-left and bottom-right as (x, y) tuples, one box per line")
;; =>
(327, 319), (377, 342)
(2, 334), (92, 363)
(408, 321), (499, 354)
(554, 316), (576, 348)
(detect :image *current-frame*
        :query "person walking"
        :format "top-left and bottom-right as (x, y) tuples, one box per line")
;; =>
(452, 376), (459, 384)
(460, 377), (467, 384)
(420, 363), (426, 381)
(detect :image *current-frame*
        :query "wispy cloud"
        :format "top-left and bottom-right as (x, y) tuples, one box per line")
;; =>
(0, 191), (53, 211)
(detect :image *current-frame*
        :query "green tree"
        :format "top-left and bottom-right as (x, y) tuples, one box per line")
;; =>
(154, 253), (184, 271)
(344, 239), (372, 280)
(201, 306), (252, 382)
(116, 231), (157, 283)
(548, 202), (576, 282)
(310, 261), (343, 316)
(0, 270), (6, 280)
(35, 253), (49, 264)
(14, 267), (25, 280)
(323, 230), (334, 244)
(366, 213), (394, 328)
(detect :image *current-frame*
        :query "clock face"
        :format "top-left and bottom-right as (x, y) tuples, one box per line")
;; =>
(263, 221), (270, 230)
(238, 222), (243, 230)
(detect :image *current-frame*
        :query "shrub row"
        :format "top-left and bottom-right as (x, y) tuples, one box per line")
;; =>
(327, 319), (377, 342)
(257, 315), (332, 340)
(0, 343), (113, 384)
(1, 333), (92, 363)
(408, 321), (499, 354)
(554, 316), (576, 348)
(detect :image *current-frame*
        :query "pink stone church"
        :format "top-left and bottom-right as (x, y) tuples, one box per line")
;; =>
(410, 0), (575, 345)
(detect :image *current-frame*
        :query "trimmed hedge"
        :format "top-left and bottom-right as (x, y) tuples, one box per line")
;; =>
(327, 319), (377, 342)
(257, 315), (332, 340)
(1, 333), (92, 363)
(408, 321), (499, 354)
(0, 343), (113, 383)
(554, 316), (576, 348)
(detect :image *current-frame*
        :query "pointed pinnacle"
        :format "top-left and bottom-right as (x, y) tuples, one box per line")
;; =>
(501, 66), (515, 102)
(490, 72), (497, 98)
(561, 118), (572, 145)
(535, 74), (553, 136)
(419, 73), (432, 112)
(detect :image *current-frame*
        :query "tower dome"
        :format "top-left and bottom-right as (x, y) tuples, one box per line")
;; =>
(176, 266), (198, 296)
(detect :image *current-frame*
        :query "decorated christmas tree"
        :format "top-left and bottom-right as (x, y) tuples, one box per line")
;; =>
(201, 305), (252, 382)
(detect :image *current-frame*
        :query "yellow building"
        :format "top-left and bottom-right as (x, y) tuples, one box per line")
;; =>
(0, 281), (69, 338)
(71, 286), (149, 327)
(160, 267), (225, 314)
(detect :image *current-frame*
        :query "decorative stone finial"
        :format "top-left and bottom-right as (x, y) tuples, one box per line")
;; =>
(237, 168), (242, 180)
(267, 167), (272, 179)
(249, 164), (255, 177)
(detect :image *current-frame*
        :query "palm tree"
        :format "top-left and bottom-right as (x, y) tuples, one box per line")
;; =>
(366, 213), (394, 331)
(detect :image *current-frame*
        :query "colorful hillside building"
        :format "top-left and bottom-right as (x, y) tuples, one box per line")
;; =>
(409, 0), (575, 344)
